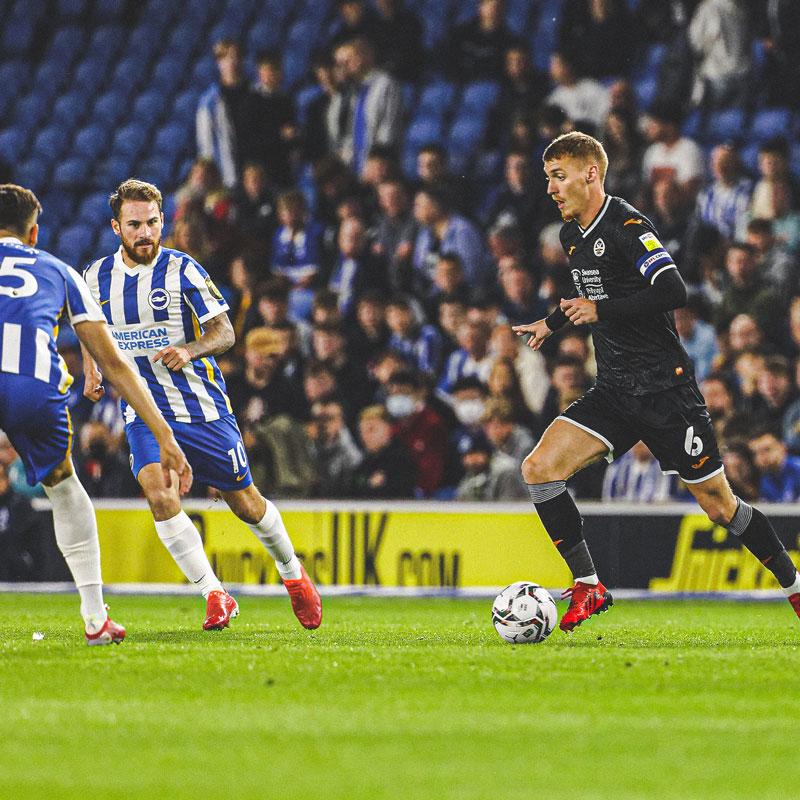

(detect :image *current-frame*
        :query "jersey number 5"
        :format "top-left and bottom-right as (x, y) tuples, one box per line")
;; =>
(684, 425), (703, 457)
(0, 257), (38, 298)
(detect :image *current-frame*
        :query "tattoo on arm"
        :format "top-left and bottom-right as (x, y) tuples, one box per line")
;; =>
(184, 313), (235, 360)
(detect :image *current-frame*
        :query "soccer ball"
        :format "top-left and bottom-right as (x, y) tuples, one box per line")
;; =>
(491, 581), (558, 644)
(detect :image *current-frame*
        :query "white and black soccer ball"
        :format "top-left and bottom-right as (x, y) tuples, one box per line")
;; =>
(491, 581), (558, 644)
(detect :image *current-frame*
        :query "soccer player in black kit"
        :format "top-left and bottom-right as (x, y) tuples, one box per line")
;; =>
(513, 132), (800, 632)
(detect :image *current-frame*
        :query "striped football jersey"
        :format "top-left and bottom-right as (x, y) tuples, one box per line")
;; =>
(83, 246), (232, 424)
(0, 236), (104, 394)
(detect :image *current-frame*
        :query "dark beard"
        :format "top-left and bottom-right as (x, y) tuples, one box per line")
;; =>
(122, 235), (161, 265)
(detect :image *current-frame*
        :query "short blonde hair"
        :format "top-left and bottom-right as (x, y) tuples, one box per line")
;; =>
(359, 405), (391, 425)
(245, 327), (284, 355)
(543, 131), (608, 183)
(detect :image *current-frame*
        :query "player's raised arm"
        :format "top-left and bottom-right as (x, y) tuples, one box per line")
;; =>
(152, 311), (235, 371)
(74, 319), (193, 494)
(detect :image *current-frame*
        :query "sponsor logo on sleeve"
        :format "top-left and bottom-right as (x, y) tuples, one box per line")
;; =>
(639, 232), (663, 252)
(205, 276), (224, 302)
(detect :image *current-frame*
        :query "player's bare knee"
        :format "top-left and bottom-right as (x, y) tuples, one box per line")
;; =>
(521, 452), (557, 484)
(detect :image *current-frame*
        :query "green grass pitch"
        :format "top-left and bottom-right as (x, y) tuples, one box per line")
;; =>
(1, 593), (799, 800)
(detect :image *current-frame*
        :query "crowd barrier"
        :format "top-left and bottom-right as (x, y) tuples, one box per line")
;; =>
(26, 499), (800, 592)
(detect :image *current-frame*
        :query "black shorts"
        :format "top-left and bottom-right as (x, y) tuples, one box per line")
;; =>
(559, 382), (723, 484)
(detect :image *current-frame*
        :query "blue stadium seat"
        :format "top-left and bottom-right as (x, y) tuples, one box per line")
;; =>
(55, 0), (88, 18)
(33, 61), (72, 98)
(166, 22), (202, 58)
(13, 95), (51, 130)
(0, 61), (30, 100)
(15, 158), (50, 193)
(152, 57), (189, 96)
(633, 75), (658, 111)
(740, 142), (761, 175)
(448, 115), (486, 151)
(96, 226), (121, 255)
(93, 156), (134, 191)
(52, 157), (92, 190)
(704, 109), (747, 144)
(405, 116), (445, 151)
(73, 125), (111, 159)
(93, 0), (127, 20)
(286, 20), (319, 58)
(531, 0), (563, 73)
(173, 89), (201, 125)
(128, 26), (158, 62)
(31, 127), (69, 162)
(133, 91), (168, 123)
(112, 125), (147, 160)
(39, 193), (75, 226)
(34, 225), (54, 252)
(45, 25), (86, 64)
(0, 129), (28, 163)
(680, 109), (704, 139)
(247, 21), (282, 53)
(12, 0), (47, 20)
(750, 108), (793, 142)
(73, 59), (106, 96)
(93, 91), (128, 127)
(136, 155), (177, 187)
(88, 25), (125, 56)
(418, 81), (458, 118)
(283, 50), (310, 91)
(155, 123), (192, 160)
(78, 192), (113, 223)
(460, 81), (501, 116)
(642, 43), (667, 80)
(183, 0), (221, 30)
(2, 16), (34, 57)
(191, 57), (218, 91)
(295, 85), (323, 127)
(55, 224), (96, 265)
(111, 56), (151, 87)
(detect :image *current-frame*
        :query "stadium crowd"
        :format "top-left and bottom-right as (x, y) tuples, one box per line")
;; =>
(7, 0), (800, 505)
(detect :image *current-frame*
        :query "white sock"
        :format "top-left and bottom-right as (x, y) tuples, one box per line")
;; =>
(574, 574), (599, 586)
(782, 571), (800, 597)
(154, 511), (223, 598)
(43, 472), (107, 631)
(248, 499), (302, 580)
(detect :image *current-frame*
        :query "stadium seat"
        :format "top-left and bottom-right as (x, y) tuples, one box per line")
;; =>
(93, 0), (128, 20)
(13, 96), (51, 130)
(55, 224), (96, 265)
(55, 0), (88, 18)
(642, 43), (667, 79)
(405, 116), (445, 151)
(39, 192), (75, 225)
(506, 0), (531, 37)
(92, 156), (134, 190)
(77, 192), (112, 224)
(740, 142), (761, 175)
(0, 61), (30, 101)
(12, 0), (46, 20)
(52, 157), (91, 190)
(749, 108), (793, 142)
(448, 115), (486, 152)
(136, 155), (177, 187)
(680, 108), (704, 139)
(112, 125), (147, 160)
(31, 127), (69, 162)
(704, 109), (747, 145)
(191, 57), (218, 92)
(33, 61), (72, 99)
(418, 81), (458, 118)
(133, 91), (169, 123)
(73, 125), (111, 160)
(283, 50), (310, 91)
(0, 129), (28, 163)
(531, 0), (563, 73)
(92, 92), (129, 127)
(111, 56), (151, 88)
(295, 85), (324, 127)
(173, 89), (202, 125)
(128, 26), (158, 62)
(152, 58), (190, 97)
(1, 16), (34, 57)
(15, 158), (50, 193)
(155, 123), (192, 160)
(247, 20), (282, 52)
(97, 226), (121, 255)
(45, 25), (86, 64)
(73, 59), (106, 96)
(460, 81), (501, 116)
(633, 76), (658, 111)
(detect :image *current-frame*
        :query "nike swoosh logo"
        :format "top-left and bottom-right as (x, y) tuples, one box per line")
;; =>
(691, 456), (709, 469)
(100, 299), (111, 305)
(236, 472), (248, 481)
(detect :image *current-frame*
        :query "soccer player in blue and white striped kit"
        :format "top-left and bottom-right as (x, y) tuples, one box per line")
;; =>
(82, 179), (321, 631)
(0, 184), (193, 644)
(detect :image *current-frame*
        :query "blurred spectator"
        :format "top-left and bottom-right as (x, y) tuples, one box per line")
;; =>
(313, 155), (364, 232)
(674, 294), (718, 382)
(444, 0), (519, 83)
(448, 375), (491, 432)
(386, 370), (449, 497)
(602, 441), (676, 502)
(197, 39), (264, 188)
(329, 0), (386, 54)
(455, 429), (528, 501)
(311, 319), (372, 411)
(371, 178), (417, 293)
(243, 276), (312, 358)
(695, 144), (753, 240)
(347, 291), (391, 371)
(688, 0), (753, 109)
(352, 405), (416, 498)
(328, 36), (404, 176)
(745, 217), (800, 297)
(481, 397), (536, 461)
(374, 0), (424, 83)
(439, 320), (495, 393)
(173, 158), (235, 224)
(304, 50), (339, 163)
(744, 354), (797, 429)
(539, 355), (593, 429)
(328, 216), (387, 318)
(415, 143), (470, 214)
(412, 185), (491, 296)
(0, 462), (43, 580)
(226, 327), (309, 424)
(721, 441), (760, 502)
(749, 139), (800, 254)
(271, 189), (327, 319)
(761, 0), (800, 108)
(360, 145), (402, 198)
(713, 242), (782, 342)
(701, 372), (738, 442)
(641, 107), (705, 205)
(307, 396), (363, 497)
(648, 177), (695, 269)
(489, 325), (549, 415)
(781, 358), (800, 454)
(304, 359), (342, 412)
(497, 260), (547, 326)
(748, 426), (800, 502)
(602, 111), (646, 202)
(75, 421), (140, 498)
(558, 0), (633, 79)
(252, 48), (298, 186)
(231, 162), (277, 253)
(386, 296), (443, 377)
(425, 253), (472, 320)
(545, 50), (610, 130)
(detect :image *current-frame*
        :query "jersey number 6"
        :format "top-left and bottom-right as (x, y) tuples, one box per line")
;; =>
(684, 425), (703, 457)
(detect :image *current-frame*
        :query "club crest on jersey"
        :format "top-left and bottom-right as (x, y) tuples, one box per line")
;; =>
(147, 287), (171, 311)
(205, 276), (224, 301)
(593, 238), (605, 257)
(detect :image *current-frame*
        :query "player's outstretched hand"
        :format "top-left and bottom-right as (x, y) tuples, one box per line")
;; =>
(511, 318), (552, 351)
(83, 366), (105, 403)
(560, 297), (598, 325)
(159, 436), (193, 495)
(153, 345), (192, 371)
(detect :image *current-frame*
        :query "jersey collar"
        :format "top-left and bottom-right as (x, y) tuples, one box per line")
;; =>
(114, 245), (163, 272)
(577, 195), (611, 239)
(0, 236), (24, 245)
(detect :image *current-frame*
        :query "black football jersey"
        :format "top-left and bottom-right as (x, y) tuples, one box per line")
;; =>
(560, 195), (694, 395)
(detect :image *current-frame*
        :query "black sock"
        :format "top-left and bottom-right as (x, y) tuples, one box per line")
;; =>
(527, 481), (595, 578)
(728, 499), (797, 588)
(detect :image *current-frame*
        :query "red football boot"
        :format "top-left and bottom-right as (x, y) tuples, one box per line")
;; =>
(282, 566), (322, 629)
(559, 580), (613, 632)
(788, 592), (800, 620)
(203, 590), (239, 630)
(85, 608), (126, 646)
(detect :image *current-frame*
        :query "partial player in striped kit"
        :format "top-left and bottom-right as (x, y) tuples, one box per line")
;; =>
(82, 179), (321, 631)
(0, 184), (192, 644)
